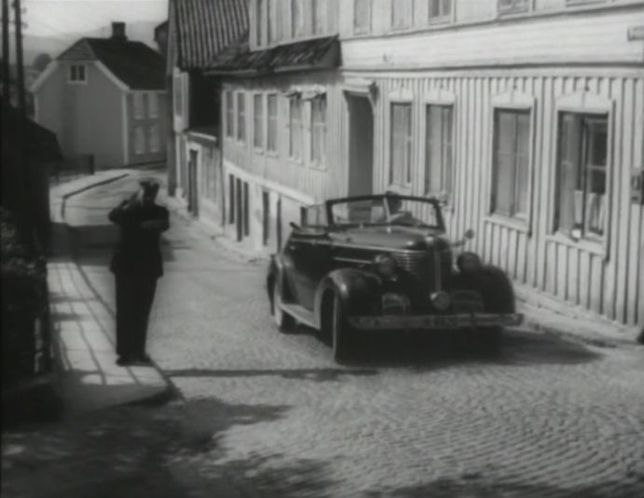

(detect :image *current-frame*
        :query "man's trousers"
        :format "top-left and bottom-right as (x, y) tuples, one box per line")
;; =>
(115, 274), (157, 359)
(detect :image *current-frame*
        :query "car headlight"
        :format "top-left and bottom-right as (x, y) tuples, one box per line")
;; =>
(457, 252), (482, 273)
(430, 291), (451, 311)
(373, 254), (397, 279)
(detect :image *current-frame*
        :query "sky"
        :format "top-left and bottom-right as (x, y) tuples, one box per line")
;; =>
(23, 0), (168, 39)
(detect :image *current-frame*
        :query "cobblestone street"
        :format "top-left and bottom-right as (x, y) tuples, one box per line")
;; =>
(3, 173), (644, 498)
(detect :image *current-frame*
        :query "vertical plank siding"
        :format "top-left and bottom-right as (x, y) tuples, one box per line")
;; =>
(358, 71), (643, 330)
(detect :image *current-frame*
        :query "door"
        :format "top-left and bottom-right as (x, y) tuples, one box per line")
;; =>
(188, 149), (199, 216)
(347, 95), (374, 196)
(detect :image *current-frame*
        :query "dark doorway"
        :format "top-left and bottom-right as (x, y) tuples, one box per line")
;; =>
(347, 94), (374, 196)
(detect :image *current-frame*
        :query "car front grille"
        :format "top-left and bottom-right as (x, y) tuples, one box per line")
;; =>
(392, 249), (452, 295)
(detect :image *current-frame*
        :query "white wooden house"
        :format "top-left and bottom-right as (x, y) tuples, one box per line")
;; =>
(213, 0), (644, 339)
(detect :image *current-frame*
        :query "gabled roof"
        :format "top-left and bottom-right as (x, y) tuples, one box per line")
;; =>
(207, 36), (340, 76)
(172, 0), (249, 70)
(57, 38), (165, 90)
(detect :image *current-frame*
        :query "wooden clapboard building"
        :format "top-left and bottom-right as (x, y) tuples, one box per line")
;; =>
(213, 0), (644, 339)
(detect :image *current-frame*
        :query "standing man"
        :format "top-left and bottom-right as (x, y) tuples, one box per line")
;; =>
(109, 178), (169, 366)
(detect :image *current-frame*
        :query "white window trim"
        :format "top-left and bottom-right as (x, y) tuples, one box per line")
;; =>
(486, 91), (536, 234)
(547, 91), (615, 260)
(387, 93), (414, 192)
(67, 63), (88, 85)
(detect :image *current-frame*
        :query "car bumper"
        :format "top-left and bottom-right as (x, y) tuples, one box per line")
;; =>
(348, 313), (523, 331)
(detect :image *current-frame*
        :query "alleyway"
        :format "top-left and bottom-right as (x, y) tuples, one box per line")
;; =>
(2, 171), (644, 498)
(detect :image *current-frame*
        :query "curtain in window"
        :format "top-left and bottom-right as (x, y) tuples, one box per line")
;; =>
(390, 103), (411, 186)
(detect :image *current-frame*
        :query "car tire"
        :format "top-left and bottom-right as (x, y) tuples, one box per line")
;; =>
(331, 293), (354, 363)
(273, 280), (295, 333)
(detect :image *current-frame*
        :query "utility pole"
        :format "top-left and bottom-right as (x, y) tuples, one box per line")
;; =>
(1, 0), (9, 98)
(13, 0), (32, 246)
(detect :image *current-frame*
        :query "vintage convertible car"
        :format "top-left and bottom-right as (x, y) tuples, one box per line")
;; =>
(267, 193), (522, 362)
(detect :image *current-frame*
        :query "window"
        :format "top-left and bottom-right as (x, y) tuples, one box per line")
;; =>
(148, 93), (158, 118)
(429, 0), (451, 21)
(292, 0), (304, 38)
(257, 0), (263, 45)
(237, 93), (246, 142)
(262, 191), (270, 246)
(254, 94), (264, 149)
(134, 126), (145, 155)
(173, 75), (183, 116)
(491, 109), (530, 218)
(267, 0), (274, 43)
(229, 174), (235, 224)
(354, 0), (371, 34)
(390, 103), (412, 186)
(149, 124), (160, 153)
(425, 105), (453, 196)
(392, 0), (413, 29)
(555, 113), (608, 239)
(289, 96), (303, 160)
(225, 91), (234, 138)
(311, 95), (327, 165)
(267, 94), (278, 152)
(498, 0), (530, 14)
(134, 93), (145, 120)
(68, 64), (86, 83)
(312, 0), (326, 35)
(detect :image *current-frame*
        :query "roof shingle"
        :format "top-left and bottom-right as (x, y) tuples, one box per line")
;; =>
(173, 0), (249, 70)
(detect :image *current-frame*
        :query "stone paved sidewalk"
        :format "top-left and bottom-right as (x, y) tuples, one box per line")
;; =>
(48, 171), (171, 414)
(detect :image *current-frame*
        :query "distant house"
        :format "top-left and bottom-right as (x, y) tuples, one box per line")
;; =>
(30, 22), (167, 169)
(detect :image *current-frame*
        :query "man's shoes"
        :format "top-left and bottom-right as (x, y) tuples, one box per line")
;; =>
(116, 356), (133, 366)
(133, 353), (153, 365)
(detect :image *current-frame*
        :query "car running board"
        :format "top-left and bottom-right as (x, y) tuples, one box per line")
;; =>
(281, 304), (316, 328)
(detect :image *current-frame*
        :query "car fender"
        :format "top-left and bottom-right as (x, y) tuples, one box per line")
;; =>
(454, 265), (516, 313)
(313, 268), (382, 329)
(266, 254), (290, 305)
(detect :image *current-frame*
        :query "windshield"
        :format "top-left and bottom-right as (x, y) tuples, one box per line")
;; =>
(328, 196), (442, 229)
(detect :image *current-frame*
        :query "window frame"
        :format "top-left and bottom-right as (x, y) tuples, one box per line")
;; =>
(310, 94), (327, 168)
(253, 93), (265, 150)
(236, 92), (246, 143)
(288, 95), (304, 162)
(134, 126), (145, 155)
(353, 0), (372, 35)
(428, 0), (453, 24)
(548, 92), (614, 258)
(266, 93), (279, 154)
(147, 92), (159, 118)
(68, 63), (87, 84)
(490, 107), (532, 220)
(148, 124), (161, 153)
(225, 90), (235, 138)
(388, 100), (413, 190)
(554, 111), (609, 243)
(424, 103), (454, 202)
(497, 0), (531, 16)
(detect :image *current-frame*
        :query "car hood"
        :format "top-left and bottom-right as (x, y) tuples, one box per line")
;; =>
(329, 225), (447, 251)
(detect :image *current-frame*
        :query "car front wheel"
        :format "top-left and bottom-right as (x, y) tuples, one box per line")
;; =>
(273, 280), (295, 332)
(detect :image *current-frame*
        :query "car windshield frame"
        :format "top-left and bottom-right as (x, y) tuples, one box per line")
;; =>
(325, 194), (445, 230)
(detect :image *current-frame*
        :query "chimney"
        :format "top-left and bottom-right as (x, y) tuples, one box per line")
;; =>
(111, 22), (127, 41)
